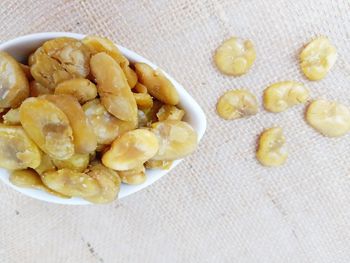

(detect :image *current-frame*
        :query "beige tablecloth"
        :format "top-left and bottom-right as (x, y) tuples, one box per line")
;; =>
(1, 0), (350, 262)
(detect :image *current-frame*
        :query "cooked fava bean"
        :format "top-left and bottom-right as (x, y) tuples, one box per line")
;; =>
(145, 160), (173, 170)
(151, 120), (197, 161)
(214, 37), (256, 76)
(122, 64), (138, 88)
(133, 93), (153, 109)
(41, 168), (100, 197)
(30, 38), (90, 88)
(29, 81), (52, 97)
(34, 154), (56, 175)
(53, 153), (89, 172)
(0, 51), (29, 108)
(19, 97), (74, 160)
(82, 99), (134, 145)
(121, 173), (146, 185)
(101, 94), (137, 126)
(85, 162), (121, 204)
(10, 169), (69, 198)
(43, 94), (97, 153)
(133, 82), (148, 94)
(306, 99), (350, 137)
(82, 35), (138, 86)
(135, 63), (179, 105)
(55, 78), (97, 104)
(20, 64), (33, 80)
(42, 37), (90, 77)
(82, 35), (128, 66)
(118, 165), (146, 185)
(10, 169), (44, 188)
(90, 52), (137, 124)
(30, 48), (71, 89)
(3, 108), (20, 125)
(263, 81), (310, 113)
(156, 105), (185, 121)
(300, 36), (337, 81)
(216, 89), (258, 120)
(256, 127), (287, 167)
(0, 124), (41, 170)
(102, 129), (159, 170)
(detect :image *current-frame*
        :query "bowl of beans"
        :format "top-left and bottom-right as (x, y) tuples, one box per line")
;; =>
(0, 32), (206, 205)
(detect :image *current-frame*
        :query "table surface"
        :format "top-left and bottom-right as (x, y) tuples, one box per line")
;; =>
(1, 0), (350, 262)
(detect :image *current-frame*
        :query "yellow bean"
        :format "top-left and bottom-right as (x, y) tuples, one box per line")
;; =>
(19, 97), (75, 160)
(300, 36), (337, 81)
(102, 129), (159, 170)
(0, 51), (29, 108)
(90, 52), (137, 124)
(135, 63), (179, 105)
(118, 165), (146, 185)
(306, 99), (350, 137)
(216, 90), (258, 120)
(84, 162), (121, 204)
(263, 81), (309, 113)
(156, 105), (185, 121)
(0, 124), (41, 170)
(43, 94), (97, 154)
(256, 127), (287, 167)
(151, 120), (197, 161)
(214, 37), (256, 76)
(41, 168), (100, 198)
(55, 78), (97, 104)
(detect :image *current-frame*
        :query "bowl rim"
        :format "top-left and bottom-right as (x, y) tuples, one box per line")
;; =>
(0, 32), (207, 205)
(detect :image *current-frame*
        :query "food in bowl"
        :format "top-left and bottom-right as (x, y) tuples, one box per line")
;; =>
(0, 35), (199, 204)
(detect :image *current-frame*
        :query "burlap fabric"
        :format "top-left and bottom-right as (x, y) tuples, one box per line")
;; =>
(1, 0), (350, 262)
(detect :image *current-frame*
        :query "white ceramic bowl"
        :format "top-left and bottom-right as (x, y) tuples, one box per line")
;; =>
(0, 32), (207, 205)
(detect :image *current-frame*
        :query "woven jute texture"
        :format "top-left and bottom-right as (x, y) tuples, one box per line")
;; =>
(1, 0), (350, 262)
